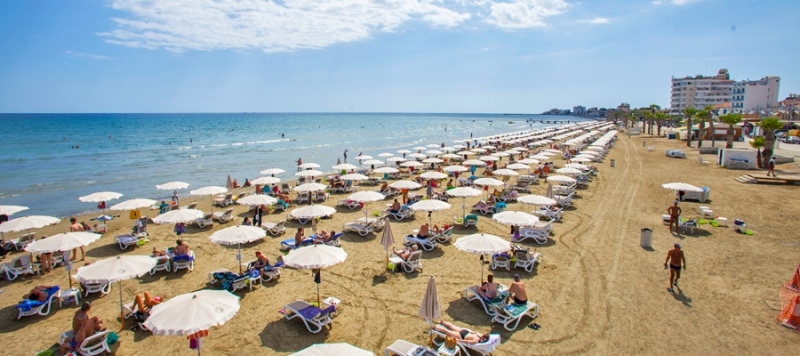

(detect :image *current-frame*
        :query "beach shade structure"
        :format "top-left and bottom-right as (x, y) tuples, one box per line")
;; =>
(473, 178), (505, 187)
(441, 154), (461, 160)
(483, 145), (497, 150)
(511, 147), (528, 151)
(447, 187), (482, 219)
(25, 232), (101, 289)
(377, 153), (395, 158)
(389, 180), (422, 190)
(413, 146), (428, 151)
(491, 152), (510, 157)
(110, 198), (158, 211)
(426, 150), (443, 155)
(518, 158), (541, 165)
(261, 168), (286, 176)
(156, 181), (190, 191)
(422, 158), (444, 164)
(586, 146), (604, 151)
(290, 205), (336, 221)
(356, 155), (374, 161)
(400, 161), (423, 168)
(409, 199), (451, 226)
(556, 168), (583, 175)
(290, 343), (374, 356)
(578, 151), (598, 156)
(373, 167), (399, 174)
(0, 205), (28, 217)
(518, 195), (558, 207)
(283, 244), (348, 307)
(74, 255), (157, 329)
(456, 151), (475, 156)
(209, 225), (267, 274)
(347, 191), (386, 222)
(463, 159), (487, 166)
(492, 211), (539, 227)
(387, 157), (407, 163)
(362, 159), (385, 167)
(531, 154), (552, 161)
(661, 182), (704, 193)
(0, 215), (60, 234)
(152, 209), (204, 224)
(80, 191), (123, 217)
(409, 153), (428, 159)
(143, 290), (241, 355)
(443, 165), (468, 173)
(479, 156), (499, 161)
(251, 176), (281, 185)
(492, 169), (519, 177)
(295, 183), (331, 193)
(418, 275), (441, 348)
(547, 175), (577, 184)
(299, 162), (321, 169)
(452, 144), (466, 149)
(426, 144), (440, 148)
(544, 149), (563, 154)
(380, 220), (395, 267)
(506, 163), (530, 170)
(564, 163), (590, 170)
(420, 172), (448, 180)
(455, 233), (512, 283)
(397, 149), (412, 154)
(295, 170), (324, 178)
(190, 186), (228, 212)
(237, 194), (278, 207)
(332, 163), (357, 171)
(339, 173), (369, 182)
(569, 157), (594, 163)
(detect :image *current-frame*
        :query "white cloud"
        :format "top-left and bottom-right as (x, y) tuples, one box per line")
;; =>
(101, 0), (472, 53)
(66, 51), (116, 60)
(485, 0), (569, 29)
(579, 17), (609, 24)
(653, 0), (699, 5)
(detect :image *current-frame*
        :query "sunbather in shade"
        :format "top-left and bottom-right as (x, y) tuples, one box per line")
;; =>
(478, 274), (499, 300)
(393, 245), (418, 260)
(433, 321), (490, 344)
(295, 228), (305, 246)
(132, 291), (161, 313)
(417, 224), (430, 238)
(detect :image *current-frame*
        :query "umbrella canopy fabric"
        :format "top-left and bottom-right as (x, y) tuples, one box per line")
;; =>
(425, 150), (443, 156)
(226, 175), (234, 191)
(661, 182), (704, 192)
(463, 159), (487, 166)
(151, 209), (204, 224)
(237, 194), (278, 206)
(283, 244), (348, 269)
(0, 215), (60, 233)
(479, 156), (499, 161)
(260, 168), (285, 175)
(251, 177), (281, 185)
(362, 159), (385, 166)
(295, 170), (324, 177)
(290, 343), (374, 356)
(290, 205), (336, 219)
(110, 198), (157, 211)
(332, 163), (358, 170)
(446, 187), (482, 198)
(190, 186), (228, 196)
(456, 151), (475, 156)
(418, 276), (441, 324)
(441, 154), (461, 159)
(397, 149), (412, 154)
(443, 165), (468, 172)
(518, 159), (540, 164)
(518, 195), (558, 206)
(0, 205), (29, 216)
(347, 191), (386, 203)
(547, 175), (577, 184)
(373, 167), (399, 174)
(556, 168), (583, 175)
(506, 163), (530, 170)
(355, 155), (374, 160)
(546, 183), (554, 199)
(389, 181), (422, 190)
(380, 220), (395, 251)
(409, 200), (451, 212)
(294, 183), (330, 192)
(564, 163), (590, 170)
(79, 191), (123, 203)
(492, 211), (539, 227)
(299, 162), (321, 169)
(143, 290), (241, 336)
(408, 154), (427, 160)
(25, 232), (101, 254)
(209, 225), (266, 245)
(377, 153), (395, 157)
(586, 146), (604, 151)
(492, 169), (519, 177)
(454, 233), (511, 255)
(340, 173), (370, 181)
(420, 172), (448, 180)
(400, 161), (423, 167)
(491, 152), (510, 157)
(74, 255), (157, 284)
(426, 144), (440, 148)
(570, 157), (594, 163)
(156, 181), (190, 190)
(473, 178), (505, 187)
(387, 157), (407, 163)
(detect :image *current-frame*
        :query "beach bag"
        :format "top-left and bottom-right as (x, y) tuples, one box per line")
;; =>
(444, 336), (458, 349)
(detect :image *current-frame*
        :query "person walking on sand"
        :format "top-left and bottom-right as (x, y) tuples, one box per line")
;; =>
(664, 243), (686, 292)
(343, 149), (348, 163)
(667, 201), (681, 233)
(69, 217), (86, 261)
(767, 157), (776, 177)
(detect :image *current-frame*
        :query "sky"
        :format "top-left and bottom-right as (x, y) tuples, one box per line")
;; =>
(0, 0), (798, 113)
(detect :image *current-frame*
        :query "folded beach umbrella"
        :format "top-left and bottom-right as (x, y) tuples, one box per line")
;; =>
(152, 209), (204, 224)
(546, 183), (554, 199)
(389, 181), (422, 190)
(144, 289), (240, 342)
(409, 199), (451, 226)
(420, 172), (448, 180)
(447, 187), (482, 219)
(25, 231), (101, 289)
(237, 194), (278, 207)
(209, 225), (266, 274)
(492, 211), (539, 227)
(295, 170), (323, 178)
(332, 163), (357, 171)
(260, 168), (285, 175)
(110, 198), (157, 211)
(455, 233), (513, 283)
(0, 215), (60, 233)
(283, 244), (348, 306)
(290, 343), (374, 356)
(156, 181), (190, 190)
(418, 275), (441, 326)
(0, 205), (29, 216)
(251, 176), (281, 185)
(380, 220), (395, 266)
(226, 175), (234, 191)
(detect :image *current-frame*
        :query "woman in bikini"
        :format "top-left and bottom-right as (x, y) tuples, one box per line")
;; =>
(433, 321), (489, 344)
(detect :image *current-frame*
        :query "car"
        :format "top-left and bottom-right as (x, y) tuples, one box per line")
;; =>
(781, 136), (800, 144)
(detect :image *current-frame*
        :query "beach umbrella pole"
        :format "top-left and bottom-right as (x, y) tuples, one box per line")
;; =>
(238, 243), (243, 275)
(119, 281), (125, 329)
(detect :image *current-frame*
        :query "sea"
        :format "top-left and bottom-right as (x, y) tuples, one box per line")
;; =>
(0, 113), (584, 217)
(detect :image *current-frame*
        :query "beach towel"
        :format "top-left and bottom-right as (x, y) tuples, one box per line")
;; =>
(502, 302), (529, 316)
(15, 286), (59, 312)
(484, 291), (510, 304)
(298, 304), (336, 320)
(212, 272), (241, 291)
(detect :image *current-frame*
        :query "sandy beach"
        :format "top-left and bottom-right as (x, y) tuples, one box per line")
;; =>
(2, 132), (800, 355)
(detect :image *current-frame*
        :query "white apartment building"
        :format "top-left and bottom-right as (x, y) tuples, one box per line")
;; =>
(573, 106), (586, 115)
(670, 68), (734, 112)
(730, 76), (780, 114)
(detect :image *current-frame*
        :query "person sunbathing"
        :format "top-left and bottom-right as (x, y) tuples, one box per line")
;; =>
(295, 228), (305, 246)
(477, 274), (499, 300)
(251, 251), (270, 273)
(380, 182), (389, 192)
(243, 178), (251, 187)
(152, 247), (167, 257)
(487, 195), (497, 205)
(22, 285), (55, 303)
(414, 176), (424, 184)
(433, 321), (489, 344)
(417, 224), (430, 238)
(232, 179), (239, 189)
(63, 302), (105, 354)
(473, 201), (489, 210)
(446, 179), (454, 189)
(392, 245), (418, 260)
(173, 240), (189, 256)
(132, 292), (161, 313)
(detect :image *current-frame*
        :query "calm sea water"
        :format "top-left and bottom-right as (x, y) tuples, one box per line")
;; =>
(0, 113), (583, 217)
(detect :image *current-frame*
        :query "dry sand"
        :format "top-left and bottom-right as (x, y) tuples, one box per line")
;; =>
(2, 133), (799, 355)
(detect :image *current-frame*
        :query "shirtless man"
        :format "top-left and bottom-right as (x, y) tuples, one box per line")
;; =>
(173, 239), (189, 256)
(294, 228), (305, 246)
(417, 224), (429, 238)
(69, 217), (86, 261)
(478, 274), (499, 300)
(64, 302), (105, 355)
(390, 199), (401, 214)
(664, 243), (686, 293)
(251, 251), (270, 274)
(508, 274), (528, 305)
(380, 182), (389, 193)
(21, 285), (55, 303)
(667, 201), (682, 233)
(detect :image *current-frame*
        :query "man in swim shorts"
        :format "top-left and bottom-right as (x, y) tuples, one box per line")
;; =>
(508, 274), (528, 305)
(667, 201), (681, 233)
(664, 243), (686, 293)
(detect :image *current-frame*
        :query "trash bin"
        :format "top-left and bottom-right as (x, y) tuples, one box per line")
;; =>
(640, 228), (652, 248)
(610, 159), (615, 167)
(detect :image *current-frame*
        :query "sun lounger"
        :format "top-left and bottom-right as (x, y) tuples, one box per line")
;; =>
(342, 219), (381, 236)
(384, 339), (436, 356)
(3, 254), (36, 280)
(243, 259), (285, 283)
(532, 207), (562, 221)
(274, 199), (290, 212)
(464, 285), (509, 316)
(471, 202), (506, 215)
(15, 286), (60, 319)
(149, 256), (171, 275)
(114, 233), (149, 250)
(281, 300), (338, 333)
(464, 214), (478, 228)
(264, 219), (286, 235)
(280, 183), (291, 194)
(514, 221), (552, 244)
(212, 208), (234, 223)
(554, 192), (574, 208)
(380, 187), (401, 196)
(513, 250), (542, 272)
(430, 327), (501, 356)
(337, 199), (361, 209)
(214, 193), (234, 207)
(195, 213), (214, 228)
(404, 234), (438, 251)
(296, 192), (310, 204)
(3, 232), (35, 251)
(312, 191), (329, 202)
(383, 205), (415, 221)
(181, 202), (198, 210)
(512, 181), (531, 193)
(323, 233), (343, 247)
(394, 251), (423, 273)
(280, 238), (315, 251)
(172, 251), (195, 272)
(491, 301), (539, 331)
(94, 223), (107, 233)
(491, 253), (511, 271)
(433, 227), (454, 243)
(82, 281), (112, 297)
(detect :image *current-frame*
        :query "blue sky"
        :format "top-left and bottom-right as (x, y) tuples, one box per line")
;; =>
(0, 0), (797, 113)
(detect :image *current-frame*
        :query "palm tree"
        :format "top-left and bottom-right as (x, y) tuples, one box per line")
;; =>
(696, 108), (710, 147)
(649, 103), (660, 135)
(656, 112), (670, 136)
(758, 117), (784, 164)
(703, 105), (716, 147)
(719, 113), (743, 148)
(682, 107), (698, 147)
(749, 136), (765, 168)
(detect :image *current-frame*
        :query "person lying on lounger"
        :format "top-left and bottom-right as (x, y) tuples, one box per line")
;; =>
(392, 245), (418, 261)
(473, 201), (490, 210)
(433, 320), (490, 344)
(380, 182), (389, 192)
(21, 285), (55, 303)
(417, 224), (430, 238)
(152, 247), (167, 257)
(132, 292), (161, 313)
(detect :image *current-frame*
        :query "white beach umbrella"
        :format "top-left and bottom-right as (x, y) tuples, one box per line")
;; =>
(506, 163), (530, 171)
(299, 162), (321, 169)
(544, 149), (563, 154)
(397, 149), (412, 154)
(0, 215), (60, 233)
(570, 157), (594, 163)
(295, 170), (324, 177)
(143, 289), (240, 339)
(441, 147), (457, 152)
(0, 205), (28, 216)
(152, 209), (204, 224)
(25, 231), (101, 289)
(441, 154), (461, 159)
(661, 182), (704, 193)
(418, 276), (441, 329)
(452, 144), (466, 149)
(443, 165), (468, 173)
(518, 158), (541, 165)
(294, 183), (330, 192)
(463, 159), (487, 166)
(426, 150), (443, 155)
(400, 161), (423, 167)
(564, 163), (590, 170)
(531, 154), (552, 161)
(447, 187), (482, 218)
(283, 244), (348, 305)
(362, 159), (385, 166)
(290, 343), (374, 356)
(492, 169), (519, 177)
(387, 157), (407, 163)
(409, 199), (451, 226)
(237, 194), (278, 206)
(348, 191), (386, 221)
(75, 255), (157, 329)
(492, 211), (539, 227)
(110, 198), (157, 211)
(413, 146), (427, 151)
(373, 167), (399, 174)
(190, 186), (228, 196)
(586, 146), (604, 151)
(578, 151), (599, 156)
(456, 151), (475, 155)
(290, 205), (336, 219)
(377, 153), (394, 157)
(556, 168), (583, 175)
(339, 173), (369, 181)
(79, 191), (123, 203)
(409, 153), (427, 159)
(356, 155), (374, 161)
(454, 233), (511, 283)
(260, 168), (285, 175)
(156, 181), (190, 190)
(479, 156), (499, 161)
(209, 225), (267, 273)
(473, 178), (505, 187)
(332, 163), (357, 171)
(483, 145), (497, 150)
(547, 175), (577, 184)
(420, 172), (448, 180)
(511, 147), (528, 151)
(491, 152), (510, 157)
(518, 195), (558, 206)
(389, 181), (422, 190)
(426, 144), (440, 148)
(251, 176), (281, 185)
(422, 158), (444, 164)
(537, 152), (556, 157)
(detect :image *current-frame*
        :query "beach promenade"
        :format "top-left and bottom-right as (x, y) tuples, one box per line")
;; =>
(1, 132), (799, 355)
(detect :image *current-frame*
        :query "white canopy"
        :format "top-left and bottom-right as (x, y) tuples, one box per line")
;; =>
(400, 161), (423, 167)
(492, 169), (519, 177)
(295, 170), (324, 177)
(0, 215), (60, 233)
(260, 168), (285, 175)
(661, 182), (704, 192)
(155, 182), (190, 190)
(144, 290), (240, 336)
(409, 153), (427, 159)
(443, 165), (468, 172)
(283, 244), (348, 269)
(190, 186), (228, 196)
(332, 163), (357, 170)
(347, 191), (386, 203)
(299, 162), (321, 169)
(0, 205), (28, 216)
(547, 175), (577, 184)
(420, 172), (448, 180)
(518, 158), (540, 165)
(389, 181), (422, 190)
(463, 160), (487, 166)
(479, 156), (499, 161)
(355, 155), (373, 160)
(422, 158), (444, 164)
(387, 157), (407, 163)
(506, 163), (530, 170)
(556, 168), (583, 175)
(446, 187), (482, 198)
(492, 211), (539, 227)
(473, 178), (505, 187)
(377, 153), (395, 157)
(237, 194), (278, 206)
(251, 176), (281, 185)
(518, 195), (558, 206)
(151, 209), (204, 224)
(209, 225), (266, 245)
(289, 205), (336, 219)
(454, 233), (510, 255)
(79, 191), (123, 203)
(290, 343), (374, 356)
(373, 167), (399, 174)
(74, 255), (157, 284)
(110, 198), (157, 211)
(408, 200), (451, 212)
(339, 174), (369, 181)
(362, 159), (385, 166)
(25, 232), (101, 254)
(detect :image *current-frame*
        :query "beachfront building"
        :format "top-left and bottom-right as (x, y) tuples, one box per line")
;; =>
(778, 94), (800, 121)
(670, 68), (734, 113)
(730, 76), (781, 114)
(573, 106), (586, 115)
(617, 103), (631, 113)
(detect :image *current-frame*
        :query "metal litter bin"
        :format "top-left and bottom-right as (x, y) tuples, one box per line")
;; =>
(610, 159), (615, 167)
(640, 228), (652, 248)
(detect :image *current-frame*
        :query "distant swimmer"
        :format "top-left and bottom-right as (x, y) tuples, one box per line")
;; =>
(109, 135), (112, 138)
(282, 133), (285, 138)
(190, 138), (192, 143)
(63, 137), (66, 141)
